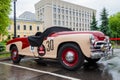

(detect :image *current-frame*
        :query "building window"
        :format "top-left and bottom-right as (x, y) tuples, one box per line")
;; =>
(8, 35), (11, 39)
(54, 20), (57, 25)
(79, 23), (81, 27)
(30, 25), (32, 30)
(42, 8), (44, 13)
(70, 17), (72, 21)
(62, 21), (64, 25)
(76, 28), (78, 31)
(82, 13), (84, 17)
(53, 7), (56, 12)
(69, 11), (71, 15)
(79, 28), (81, 31)
(62, 15), (64, 20)
(58, 20), (61, 25)
(73, 17), (75, 21)
(17, 35), (20, 37)
(76, 12), (78, 16)
(66, 16), (68, 20)
(66, 10), (68, 14)
(79, 13), (81, 16)
(37, 26), (39, 31)
(66, 21), (68, 26)
(17, 25), (20, 30)
(24, 35), (26, 37)
(79, 18), (81, 21)
(73, 22), (75, 26)
(73, 12), (75, 16)
(23, 25), (26, 30)
(54, 14), (56, 19)
(76, 17), (78, 22)
(62, 9), (64, 14)
(58, 8), (60, 13)
(76, 23), (78, 27)
(58, 15), (60, 19)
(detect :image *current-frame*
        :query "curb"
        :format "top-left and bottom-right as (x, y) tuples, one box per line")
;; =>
(0, 51), (9, 54)
(0, 58), (11, 61)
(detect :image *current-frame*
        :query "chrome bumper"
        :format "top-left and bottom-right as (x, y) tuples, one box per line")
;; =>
(90, 42), (113, 59)
(91, 52), (104, 59)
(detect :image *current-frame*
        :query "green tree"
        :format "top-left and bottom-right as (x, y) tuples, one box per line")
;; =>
(100, 8), (110, 36)
(109, 12), (120, 38)
(0, 0), (11, 35)
(90, 12), (98, 30)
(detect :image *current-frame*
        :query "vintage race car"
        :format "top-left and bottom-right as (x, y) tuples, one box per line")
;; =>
(6, 26), (113, 70)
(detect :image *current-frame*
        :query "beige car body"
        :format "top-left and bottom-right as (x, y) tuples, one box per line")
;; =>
(6, 33), (92, 58)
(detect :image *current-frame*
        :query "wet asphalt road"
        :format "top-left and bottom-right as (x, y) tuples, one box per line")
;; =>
(0, 59), (112, 80)
(1, 49), (119, 80)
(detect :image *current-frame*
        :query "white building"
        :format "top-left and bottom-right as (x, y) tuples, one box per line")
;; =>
(35, 0), (96, 31)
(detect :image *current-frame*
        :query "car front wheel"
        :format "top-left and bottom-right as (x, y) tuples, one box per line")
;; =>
(58, 43), (84, 70)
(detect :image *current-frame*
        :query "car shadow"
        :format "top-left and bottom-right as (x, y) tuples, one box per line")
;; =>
(83, 62), (99, 71)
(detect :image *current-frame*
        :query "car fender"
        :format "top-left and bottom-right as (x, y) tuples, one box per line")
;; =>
(42, 34), (91, 58)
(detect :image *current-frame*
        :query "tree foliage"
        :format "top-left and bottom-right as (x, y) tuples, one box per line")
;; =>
(0, 0), (11, 35)
(100, 8), (110, 36)
(109, 12), (120, 38)
(90, 12), (98, 30)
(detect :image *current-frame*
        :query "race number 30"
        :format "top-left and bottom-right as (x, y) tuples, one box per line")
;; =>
(46, 39), (54, 51)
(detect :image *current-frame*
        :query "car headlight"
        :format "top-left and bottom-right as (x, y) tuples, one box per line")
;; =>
(90, 35), (95, 44)
(100, 44), (107, 51)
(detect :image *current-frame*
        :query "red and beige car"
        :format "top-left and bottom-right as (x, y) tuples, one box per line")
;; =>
(6, 27), (113, 70)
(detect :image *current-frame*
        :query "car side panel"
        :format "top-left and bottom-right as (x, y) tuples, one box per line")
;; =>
(6, 34), (91, 58)
(6, 41), (38, 57)
(42, 34), (91, 58)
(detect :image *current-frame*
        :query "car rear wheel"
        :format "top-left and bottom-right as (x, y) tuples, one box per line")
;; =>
(11, 46), (21, 64)
(58, 43), (84, 70)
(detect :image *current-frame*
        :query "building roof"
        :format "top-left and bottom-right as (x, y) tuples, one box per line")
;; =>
(19, 11), (36, 20)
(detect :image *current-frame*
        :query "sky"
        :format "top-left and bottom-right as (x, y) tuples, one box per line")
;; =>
(10, 0), (120, 21)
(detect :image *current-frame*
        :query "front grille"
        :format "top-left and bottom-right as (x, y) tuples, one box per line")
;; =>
(94, 42), (106, 49)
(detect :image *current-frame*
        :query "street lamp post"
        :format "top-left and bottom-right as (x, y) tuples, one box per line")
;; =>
(13, 0), (17, 38)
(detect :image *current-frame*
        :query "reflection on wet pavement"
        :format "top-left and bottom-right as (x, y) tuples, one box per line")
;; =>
(2, 49), (120, 80)
(99, 49), (120, 80)
(0, 58), (113, 80)
(0, 64), (40, 80)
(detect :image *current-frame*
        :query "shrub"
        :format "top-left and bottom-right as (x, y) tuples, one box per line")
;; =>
(0, 43), (5, 52)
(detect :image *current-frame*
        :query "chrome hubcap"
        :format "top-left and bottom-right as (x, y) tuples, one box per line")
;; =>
(13, 51), (17, 57)
(65, 51), (74, 62)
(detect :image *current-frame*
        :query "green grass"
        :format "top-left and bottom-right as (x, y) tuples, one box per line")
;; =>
(112, 45), (120, 48)
(0, 52), (10, 59)
(0, 42), (10, 59)
(0, 42), (6, 52)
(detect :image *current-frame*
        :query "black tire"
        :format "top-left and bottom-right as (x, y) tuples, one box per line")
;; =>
(58, 43), (84, 70)
(85, 57), (100, 63)
(11, 46), (21, 64)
